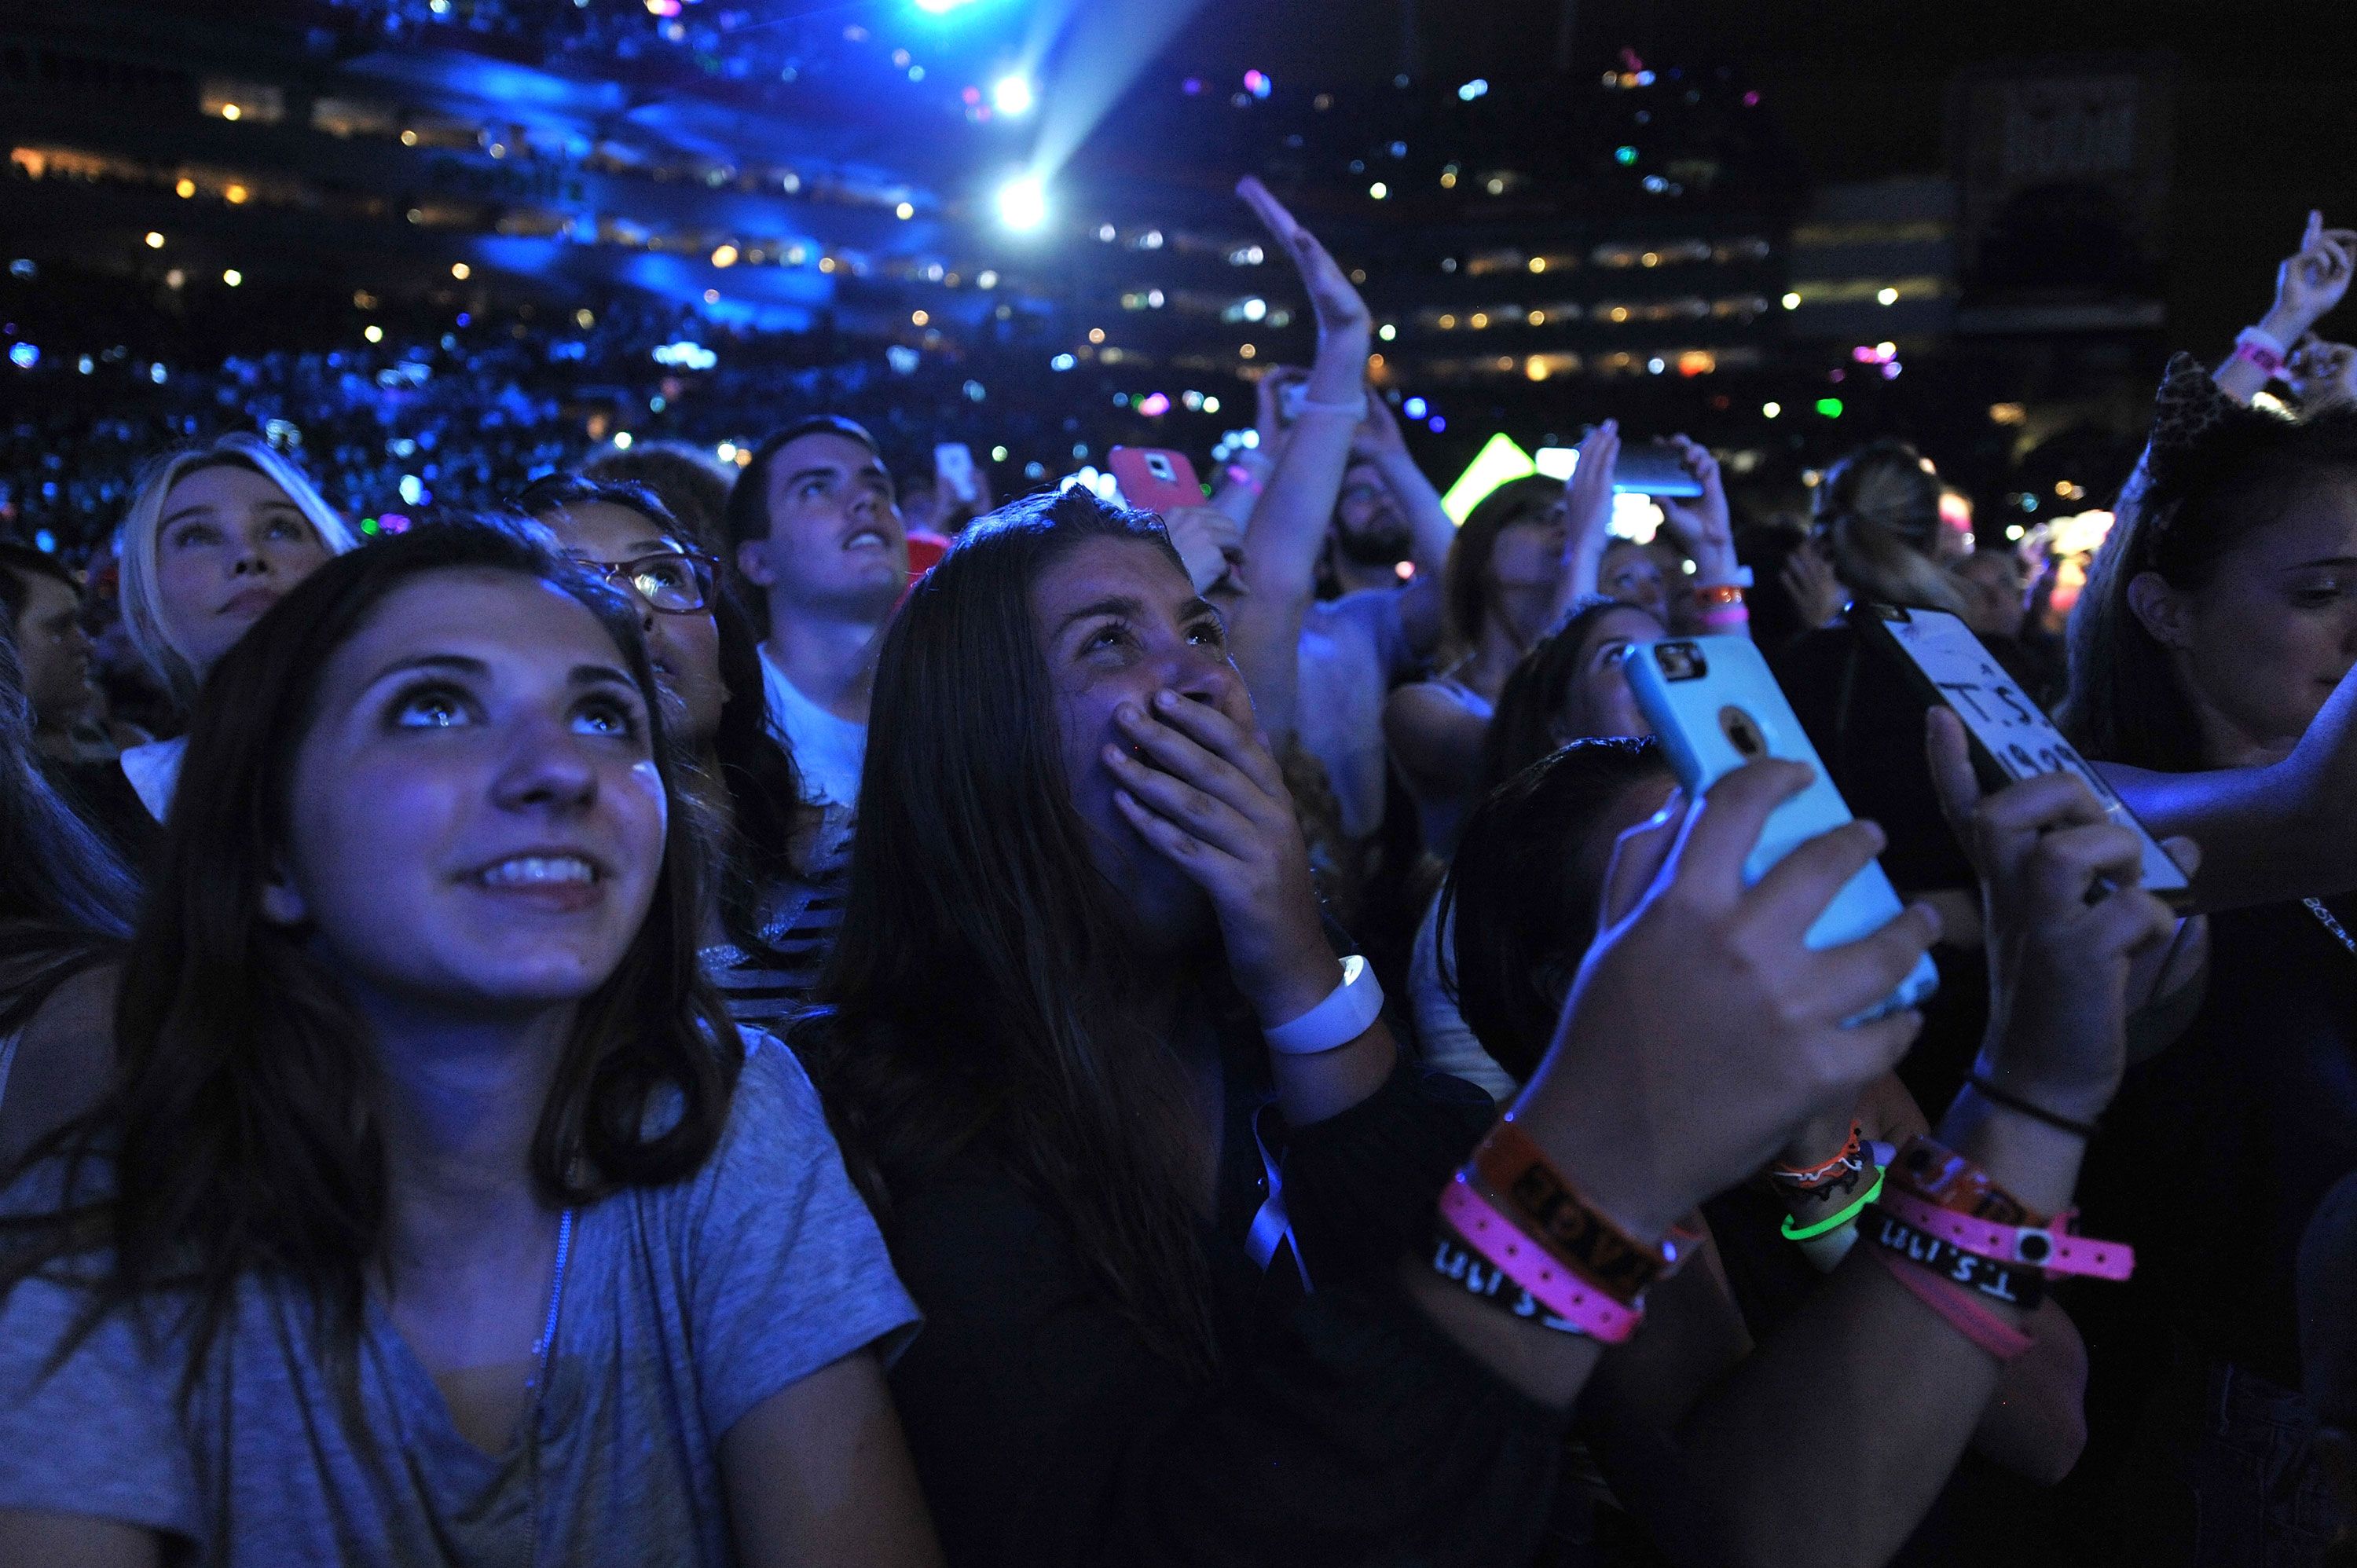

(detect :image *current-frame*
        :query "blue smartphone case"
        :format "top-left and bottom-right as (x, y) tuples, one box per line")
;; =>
(1623, 635), (1938, 1020)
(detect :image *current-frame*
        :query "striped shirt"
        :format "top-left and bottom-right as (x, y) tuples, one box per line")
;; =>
(702, 808), (854, 1037)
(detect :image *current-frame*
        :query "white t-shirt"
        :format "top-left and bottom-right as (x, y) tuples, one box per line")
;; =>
(758, 648), (867, 809)
(119, 735), (187, 822)
(1407, 892), (1516, 1103)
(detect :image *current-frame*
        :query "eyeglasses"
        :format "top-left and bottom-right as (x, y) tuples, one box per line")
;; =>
(577, 550), (717, 615)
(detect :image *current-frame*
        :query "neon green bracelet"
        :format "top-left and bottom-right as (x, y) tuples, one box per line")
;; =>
(1780, 1166), (1885, 1242)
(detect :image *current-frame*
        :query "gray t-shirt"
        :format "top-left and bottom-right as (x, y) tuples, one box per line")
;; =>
(0, 1037), (918, 1566)
(1296, 588), (1414, 844)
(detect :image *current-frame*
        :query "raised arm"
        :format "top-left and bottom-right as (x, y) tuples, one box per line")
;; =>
(1407, 760), (1943, 1410)
(1559, 420), (1621, 617)
(1655, 435), (1750, 639)
(2099, 654), (2357, 911)
(1653, 715), (2176, 1568)
(2212, 211), (2357, 405)
(1223, 177), (1373, 746)
(1352, 394), (1456, 651)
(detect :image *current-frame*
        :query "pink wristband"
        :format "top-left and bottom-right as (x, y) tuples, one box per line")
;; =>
(1437, 1174), (1644, 1343)
(1698, 604), (1750, 630)
(1877, 1188), (2134, 1281)
(1867, 1238), (2035, 1361)
(2234, 327), (2288, 379)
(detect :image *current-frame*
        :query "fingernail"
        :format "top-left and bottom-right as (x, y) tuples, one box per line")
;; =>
(1153, 689), (1179, 709)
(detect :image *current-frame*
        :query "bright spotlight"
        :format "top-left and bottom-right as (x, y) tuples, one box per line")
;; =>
(992, 74), (1034, 116)
(997, 175), (1047, 232)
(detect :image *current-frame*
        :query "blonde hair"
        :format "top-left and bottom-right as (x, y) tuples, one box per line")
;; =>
(1812, 440), (1972, 617)
(117, 433), (359, 704)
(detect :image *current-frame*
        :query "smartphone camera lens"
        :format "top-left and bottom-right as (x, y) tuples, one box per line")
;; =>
(1654, 642), (1708, 682)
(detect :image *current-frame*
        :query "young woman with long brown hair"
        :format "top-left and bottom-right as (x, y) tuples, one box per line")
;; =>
(0, 520), (937, 1566)
(2058, 354), (2357, 1559)
(519, 475), (842, 1033)
(790, 483), (2158, 1567)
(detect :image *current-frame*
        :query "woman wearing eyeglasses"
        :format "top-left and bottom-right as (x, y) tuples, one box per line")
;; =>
(519, 477), (841, 1035)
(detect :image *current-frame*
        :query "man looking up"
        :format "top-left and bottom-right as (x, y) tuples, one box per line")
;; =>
(1322, 456), (1419, 599)
(725, 416), (908, 808)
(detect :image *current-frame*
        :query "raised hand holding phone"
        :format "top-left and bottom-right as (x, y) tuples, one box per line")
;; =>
(1849, 601), (2192, 906)
(1562, 419), (1621, 606)
(1653, 434), (1740, 586)
(1161, 506), (1244, 595)
(1928, 710), (2184, 1164)
(1505, 760), (1942, 1247)
(933, 442), (978, 505)
(1351, 390), (1409, 461)
(1623, 633), (1941, 1018)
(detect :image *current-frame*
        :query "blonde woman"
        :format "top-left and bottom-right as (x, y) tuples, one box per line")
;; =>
(114, 432), (357, 817)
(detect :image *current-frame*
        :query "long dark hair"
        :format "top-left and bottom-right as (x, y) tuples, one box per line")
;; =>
(797, 485), (1221, 1376)
(2061, 355), (2357, 770)
(0, 617), (137, 1039)
(1439, 738), (1668, 1083)
(516, 474), (815, 956)
(1, 519), (742, 1394)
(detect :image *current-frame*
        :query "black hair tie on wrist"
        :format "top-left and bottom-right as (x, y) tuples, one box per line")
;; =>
(1967, 1074), (2100, 1141)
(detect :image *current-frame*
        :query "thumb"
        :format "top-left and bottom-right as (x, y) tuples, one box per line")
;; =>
(2161, 835), (2201, 883)
(1599, 786), (1685, 929)
(1924, 707), (1981, 844)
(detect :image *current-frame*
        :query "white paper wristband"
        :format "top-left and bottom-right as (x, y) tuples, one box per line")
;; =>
(1263, 955), (1384, 1056)
(1293, 392), (1369, 419)
(2238, 324), (2290, 359)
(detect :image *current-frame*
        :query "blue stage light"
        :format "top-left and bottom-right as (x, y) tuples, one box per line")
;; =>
(992, 74), (1034, 115)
